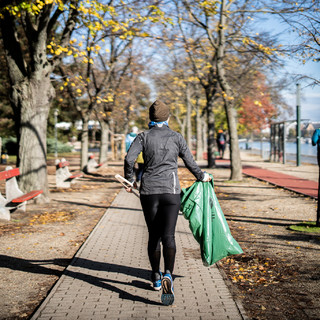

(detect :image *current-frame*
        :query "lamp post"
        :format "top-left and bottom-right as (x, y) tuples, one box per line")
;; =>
(54, 108), (59, 159)
(296, 84), (301, 166)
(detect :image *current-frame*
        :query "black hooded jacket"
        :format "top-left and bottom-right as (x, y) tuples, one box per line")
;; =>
(124, 124), (205, 195)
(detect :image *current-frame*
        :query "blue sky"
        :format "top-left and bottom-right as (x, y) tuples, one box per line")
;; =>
(282, 61), (320, 122)
(255, 12), (320, 122)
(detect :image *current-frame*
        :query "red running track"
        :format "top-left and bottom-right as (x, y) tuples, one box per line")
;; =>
(242, 165), (318, 199)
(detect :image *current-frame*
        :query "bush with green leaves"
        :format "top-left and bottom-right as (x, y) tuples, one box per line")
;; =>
(1, 137), (73, 155)
(47, 138), (73, 154)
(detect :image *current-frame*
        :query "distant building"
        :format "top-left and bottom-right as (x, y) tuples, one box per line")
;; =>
(305, 122), (320, 131)
(302, 122), (320, 137)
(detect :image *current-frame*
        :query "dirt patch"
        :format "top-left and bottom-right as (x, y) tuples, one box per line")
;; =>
(192, 167), (319, 320)
(0, 157), (122, 320)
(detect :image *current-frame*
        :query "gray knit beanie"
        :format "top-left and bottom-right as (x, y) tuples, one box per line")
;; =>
(149, 100), (170, 122)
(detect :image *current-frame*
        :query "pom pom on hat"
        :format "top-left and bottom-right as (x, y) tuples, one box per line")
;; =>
(149, 100), (170, 122)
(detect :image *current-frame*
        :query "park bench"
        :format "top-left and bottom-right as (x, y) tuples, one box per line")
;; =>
(0, 166), (43, 220)
(55, 158), (83, 188)
(86, 154), (104, 173)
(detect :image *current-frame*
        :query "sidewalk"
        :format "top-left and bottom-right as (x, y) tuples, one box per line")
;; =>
(241, 152), (319, 199)
(31, 189), (246, 320)
(214, 152), (319, 199)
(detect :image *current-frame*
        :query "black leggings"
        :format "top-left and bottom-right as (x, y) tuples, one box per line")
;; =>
(140, 193), (180, 275)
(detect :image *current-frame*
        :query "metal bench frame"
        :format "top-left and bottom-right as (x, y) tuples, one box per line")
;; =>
(55, 158), (83, 188)
(86, 155), (103, 173)
(0, 166), (43, 220)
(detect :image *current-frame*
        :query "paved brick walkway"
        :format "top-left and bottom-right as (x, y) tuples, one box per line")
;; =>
(31, 189), (245, 320)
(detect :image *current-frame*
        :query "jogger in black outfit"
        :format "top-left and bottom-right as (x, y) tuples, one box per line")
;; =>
(124, 100), (211, 305)
(140, 193), (180, 277)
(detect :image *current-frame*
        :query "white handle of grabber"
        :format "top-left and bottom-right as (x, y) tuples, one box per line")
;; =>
(115, 174), (140, 198)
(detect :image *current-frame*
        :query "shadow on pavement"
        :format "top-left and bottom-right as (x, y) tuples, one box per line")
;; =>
(224, 214), (305, 224)
(0, 255), (164, 305)
(240, 237), (320, 252)
(0, 255), (70, 276)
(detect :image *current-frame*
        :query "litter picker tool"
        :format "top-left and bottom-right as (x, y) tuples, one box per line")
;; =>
(115, 174), (140, 198)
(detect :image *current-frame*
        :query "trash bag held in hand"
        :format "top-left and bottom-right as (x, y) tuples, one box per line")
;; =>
(180, 175), (243, 266)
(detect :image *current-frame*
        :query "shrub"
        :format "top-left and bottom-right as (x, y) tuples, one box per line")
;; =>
(47, 138), (73, 153)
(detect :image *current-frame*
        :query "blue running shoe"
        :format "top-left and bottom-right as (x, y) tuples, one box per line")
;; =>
(152, 271), (162, 291)
(161, 273), (174, 306)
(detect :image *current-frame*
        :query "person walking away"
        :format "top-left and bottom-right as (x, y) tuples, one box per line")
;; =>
(216, 129), (226, 159)
(125, 126), (144, 182)
(124, 100), (211, 306)
(125, 126), (139, 152)
(1, 150), (9, 164)
(312, 128), (320, 226)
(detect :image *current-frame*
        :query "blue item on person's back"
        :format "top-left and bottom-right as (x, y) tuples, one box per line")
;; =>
(125, 132), (137, 152)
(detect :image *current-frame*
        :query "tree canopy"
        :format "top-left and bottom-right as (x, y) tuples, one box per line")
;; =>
(0, 0), (318, 195)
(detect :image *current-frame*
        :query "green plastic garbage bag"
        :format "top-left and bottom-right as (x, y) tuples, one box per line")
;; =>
(181, 175), (243, 266)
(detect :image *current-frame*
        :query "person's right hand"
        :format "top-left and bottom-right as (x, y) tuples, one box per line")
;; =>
(125, 181), (138, 192)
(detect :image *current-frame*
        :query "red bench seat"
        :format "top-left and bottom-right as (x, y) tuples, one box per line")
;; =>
(11, 190), (43, 203)
(68, 173), (83, 180)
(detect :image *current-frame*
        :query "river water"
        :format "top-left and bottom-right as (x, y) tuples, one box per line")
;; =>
(239, 140), (318, 165)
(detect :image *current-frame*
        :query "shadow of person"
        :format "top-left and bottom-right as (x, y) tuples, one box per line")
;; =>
(0, 254), (68, 276)
(0, 255), (168, 306)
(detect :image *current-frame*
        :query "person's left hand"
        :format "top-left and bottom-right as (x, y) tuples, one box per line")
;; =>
(202, 172), (212, 182)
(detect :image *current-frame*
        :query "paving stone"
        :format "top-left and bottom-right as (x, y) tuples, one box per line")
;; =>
(31, 190), (246, 320)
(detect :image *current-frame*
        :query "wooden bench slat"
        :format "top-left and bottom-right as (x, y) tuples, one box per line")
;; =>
(11, 190), (43, 203)
(0, 168), (20, 180)
(68, 173), (83, 179)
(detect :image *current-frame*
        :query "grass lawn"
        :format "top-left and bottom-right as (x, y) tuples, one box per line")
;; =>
(288, 221), (320, 233)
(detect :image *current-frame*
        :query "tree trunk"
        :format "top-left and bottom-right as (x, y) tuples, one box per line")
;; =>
(12, 77), (54, 202)
(180, 121), (186, 139)
(196, 105), (203, 161)
(202, 117), (207, 158)
(225, 101), (242, 180)
(186, 83), (192, 150)
(91, 122), (97, 147)
(80, 117), (89, 171)
(216, 0), (242, 180)
(99, 120), (109, 164)
(207, 100), (216, 168)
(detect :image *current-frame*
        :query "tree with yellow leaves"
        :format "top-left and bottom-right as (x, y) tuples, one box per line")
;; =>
(0, 0), (168, 199)
(0, 0), (81, 201)
(173, 0), (284, 180)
